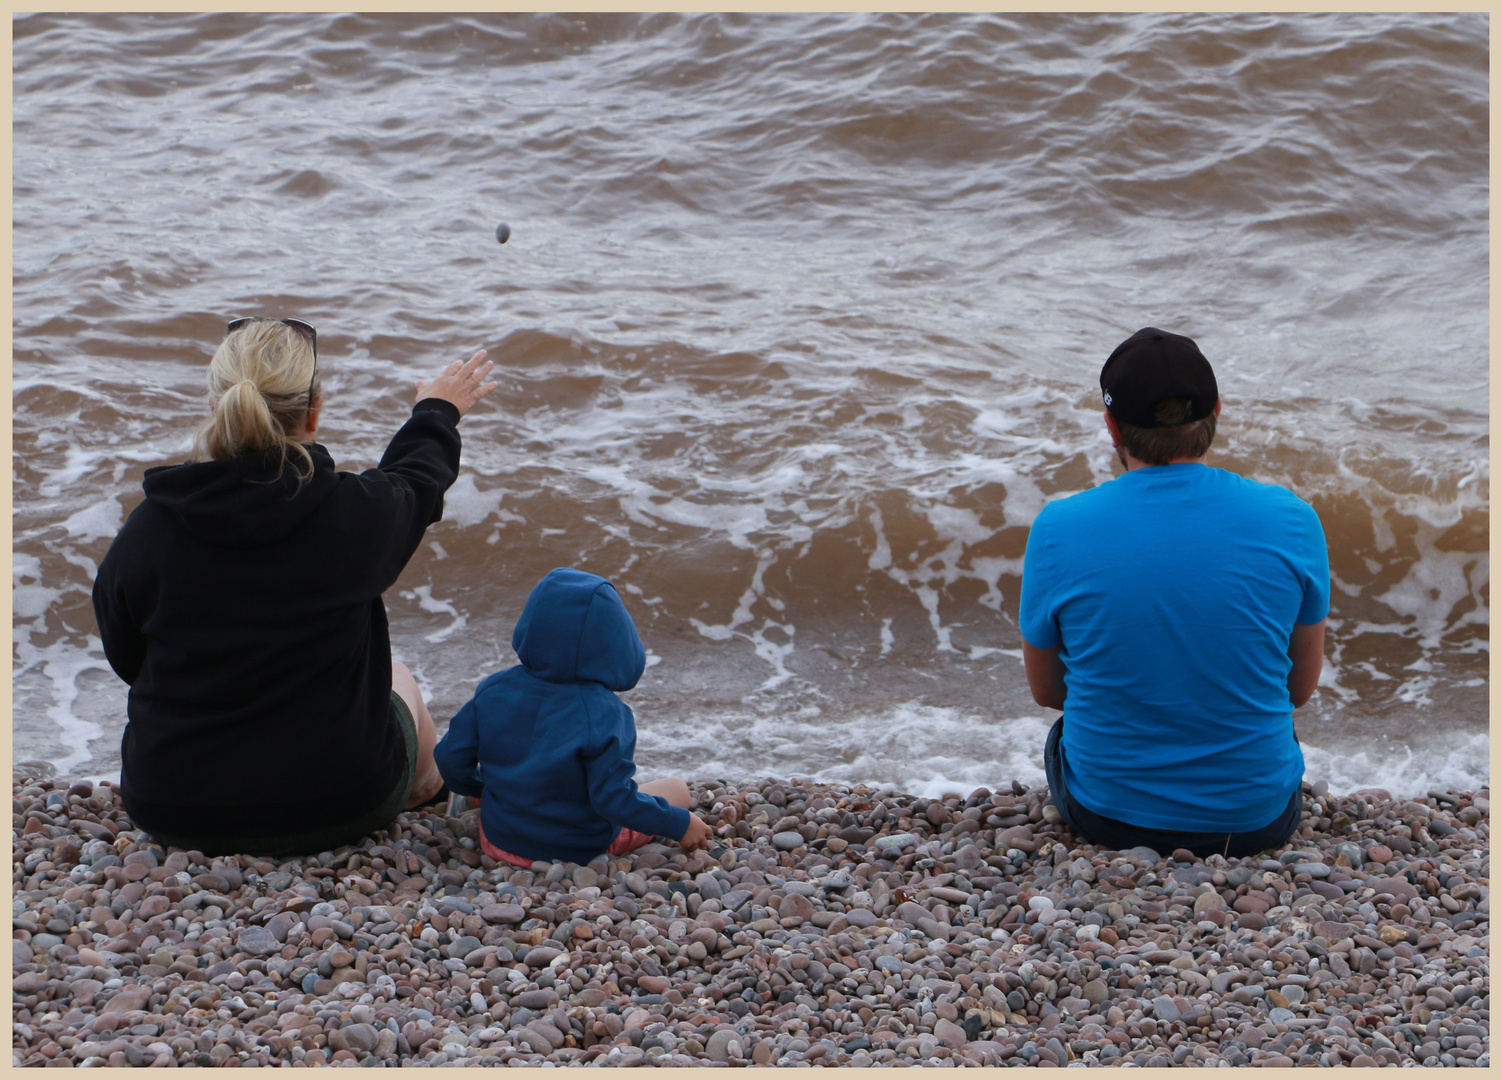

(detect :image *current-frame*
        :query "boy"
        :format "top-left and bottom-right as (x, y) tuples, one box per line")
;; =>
(434, 567), (713, 865)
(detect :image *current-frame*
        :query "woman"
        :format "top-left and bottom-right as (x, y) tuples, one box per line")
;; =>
(92, 317), (497, 856)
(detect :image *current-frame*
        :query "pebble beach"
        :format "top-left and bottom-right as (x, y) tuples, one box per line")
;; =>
(12, 771), (1489, 1068)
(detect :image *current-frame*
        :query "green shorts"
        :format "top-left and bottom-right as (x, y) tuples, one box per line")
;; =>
(146, 691), (417, 858)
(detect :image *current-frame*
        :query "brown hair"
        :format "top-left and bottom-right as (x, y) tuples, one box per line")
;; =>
(1116, 397), (1217, 465)
(193, 320), (320, 488)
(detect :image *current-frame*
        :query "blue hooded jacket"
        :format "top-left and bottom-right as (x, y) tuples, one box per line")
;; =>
(433, 568), (690, 863)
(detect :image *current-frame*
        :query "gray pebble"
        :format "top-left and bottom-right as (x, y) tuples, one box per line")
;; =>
(705, 1029), (743, 1062)
(513, 989), (559, 1010)
(875, 832), (919, 855)
(234, 926), (279, 957)
(342, 1023), (380, 1053)
(1333, 842), (1365, 866)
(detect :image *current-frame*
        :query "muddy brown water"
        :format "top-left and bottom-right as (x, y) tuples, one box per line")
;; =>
(13, 13), (1488, 797)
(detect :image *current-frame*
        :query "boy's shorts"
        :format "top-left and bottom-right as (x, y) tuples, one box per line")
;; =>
(478, 820), (654, 868)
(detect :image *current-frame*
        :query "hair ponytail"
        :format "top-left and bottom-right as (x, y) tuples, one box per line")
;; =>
(203, 378), (281, 458)
(193, 320), (320, 491)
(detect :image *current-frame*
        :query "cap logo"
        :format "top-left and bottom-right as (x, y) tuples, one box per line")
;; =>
(1103, 392), (1112, 406)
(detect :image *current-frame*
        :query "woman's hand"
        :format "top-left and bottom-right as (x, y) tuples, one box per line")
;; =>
(679, 814), (714, 851)
(415, 349), (498, 418)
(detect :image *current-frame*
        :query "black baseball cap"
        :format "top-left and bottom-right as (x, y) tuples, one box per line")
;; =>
(1099, 327), (1218, 428)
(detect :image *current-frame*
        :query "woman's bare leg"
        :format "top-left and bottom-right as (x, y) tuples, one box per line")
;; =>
(639, 776), (692, 809)
(392, 660), (444, 808)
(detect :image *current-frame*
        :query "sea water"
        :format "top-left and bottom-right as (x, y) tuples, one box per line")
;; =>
(13, 13), (1488, 797)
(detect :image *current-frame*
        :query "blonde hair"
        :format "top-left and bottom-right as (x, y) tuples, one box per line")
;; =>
(194, 319), (321, 488)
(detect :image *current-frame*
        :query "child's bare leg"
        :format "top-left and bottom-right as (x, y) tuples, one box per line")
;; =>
(639, 776), (692, 808)
(392, 660), (444, 807)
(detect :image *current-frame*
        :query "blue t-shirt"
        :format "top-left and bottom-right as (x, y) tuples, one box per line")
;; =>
(1020, 464), (1330, 832)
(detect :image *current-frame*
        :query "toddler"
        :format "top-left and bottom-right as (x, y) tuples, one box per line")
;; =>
(433, 567), (712, 865)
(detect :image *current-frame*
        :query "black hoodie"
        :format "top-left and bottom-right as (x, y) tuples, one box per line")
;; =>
(92, 398), (461, 842)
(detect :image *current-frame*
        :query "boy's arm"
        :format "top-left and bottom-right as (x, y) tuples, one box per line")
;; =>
(432, 694), (485, 799)
(581, 699), (691, 841)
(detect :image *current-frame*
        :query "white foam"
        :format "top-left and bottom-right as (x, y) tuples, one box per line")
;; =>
(399, 586), (469, 644)
(403, 585), (459, 618)
(12, 555), (57, 618)
(13, 632), (113, 776)
(14, 552), (43, 584)
(968, 646), (1021, 661)
(922, 503), (992, 547)
(1301, 732), (1490, 799)
(867, 507), (893, 572)
(689, 620), (735, 642)
(13, 585), (64, 620)
(425, 615), (469, 644)
(634, 701), (1055, 798)
(642, 497), (778, 549)
(61, 498), (122, 541)
(633, 695), (1484, 803)
(1376, 543), (1488, 651)
(36, 443), (110, 499)
(440, 474), (508, 529)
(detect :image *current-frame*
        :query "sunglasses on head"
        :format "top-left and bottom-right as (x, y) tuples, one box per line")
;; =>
(226, 317), (319, 413)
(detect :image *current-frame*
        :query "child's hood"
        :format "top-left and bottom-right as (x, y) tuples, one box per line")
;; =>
(510, 568), (646, 691)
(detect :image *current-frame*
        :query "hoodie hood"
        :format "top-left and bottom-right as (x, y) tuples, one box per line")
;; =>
(141, 444), (340, 549)
(511, 568), (646, 691)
